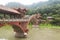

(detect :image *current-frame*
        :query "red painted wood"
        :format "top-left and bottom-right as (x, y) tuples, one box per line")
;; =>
(8, 21), (28, 33)
(0, 23), (4, 27)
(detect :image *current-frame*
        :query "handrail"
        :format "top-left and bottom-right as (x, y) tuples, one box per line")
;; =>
(0, 15), (34, 22)
(0, 19), (29, 22)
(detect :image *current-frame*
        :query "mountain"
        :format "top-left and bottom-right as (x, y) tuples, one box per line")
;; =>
(5, 2), (26, 8)
(5, 1), (49, 9)
(5, 0), (60, 9)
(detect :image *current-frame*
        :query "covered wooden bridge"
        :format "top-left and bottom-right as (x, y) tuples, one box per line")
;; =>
(0, 5), (31, 38)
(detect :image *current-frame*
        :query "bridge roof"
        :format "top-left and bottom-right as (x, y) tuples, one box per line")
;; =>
(0, 6), (21, 14)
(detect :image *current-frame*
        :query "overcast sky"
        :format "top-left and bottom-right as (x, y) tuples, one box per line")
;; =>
(0, 0), (48, 5)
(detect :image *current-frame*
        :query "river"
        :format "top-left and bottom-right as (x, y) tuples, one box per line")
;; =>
(0, 26), (60, 40)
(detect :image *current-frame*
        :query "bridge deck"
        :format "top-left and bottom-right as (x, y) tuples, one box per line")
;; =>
(0, 15), (33, 22)
(0, 19), (29, 22)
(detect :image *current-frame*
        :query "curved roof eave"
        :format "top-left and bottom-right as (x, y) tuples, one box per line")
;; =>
(0, 6), (21, 14)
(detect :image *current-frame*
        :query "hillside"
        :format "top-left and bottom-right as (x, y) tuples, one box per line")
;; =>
(5, 0), (60, 9)
(5, 2), (26, 8)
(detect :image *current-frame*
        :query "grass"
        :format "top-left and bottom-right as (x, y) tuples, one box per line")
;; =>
(29, 23), (60, 29)
(0, 23), (60, 30)
(39, 23), (60, 29)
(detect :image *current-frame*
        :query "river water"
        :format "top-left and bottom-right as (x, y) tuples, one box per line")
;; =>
(0, 26), (60, 40)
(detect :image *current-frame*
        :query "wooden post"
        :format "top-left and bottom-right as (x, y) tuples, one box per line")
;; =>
(4, 13), (6, 19)
(10, 14), (15, 19)
(10, 14), (12, 19)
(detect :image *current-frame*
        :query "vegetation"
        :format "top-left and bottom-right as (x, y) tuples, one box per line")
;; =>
(1, 0), (60, 26)
(39, 23), (60, 29)
(26, 0), (60, 25)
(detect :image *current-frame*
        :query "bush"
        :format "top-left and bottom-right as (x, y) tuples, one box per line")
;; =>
(50, 18), (60, 25)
